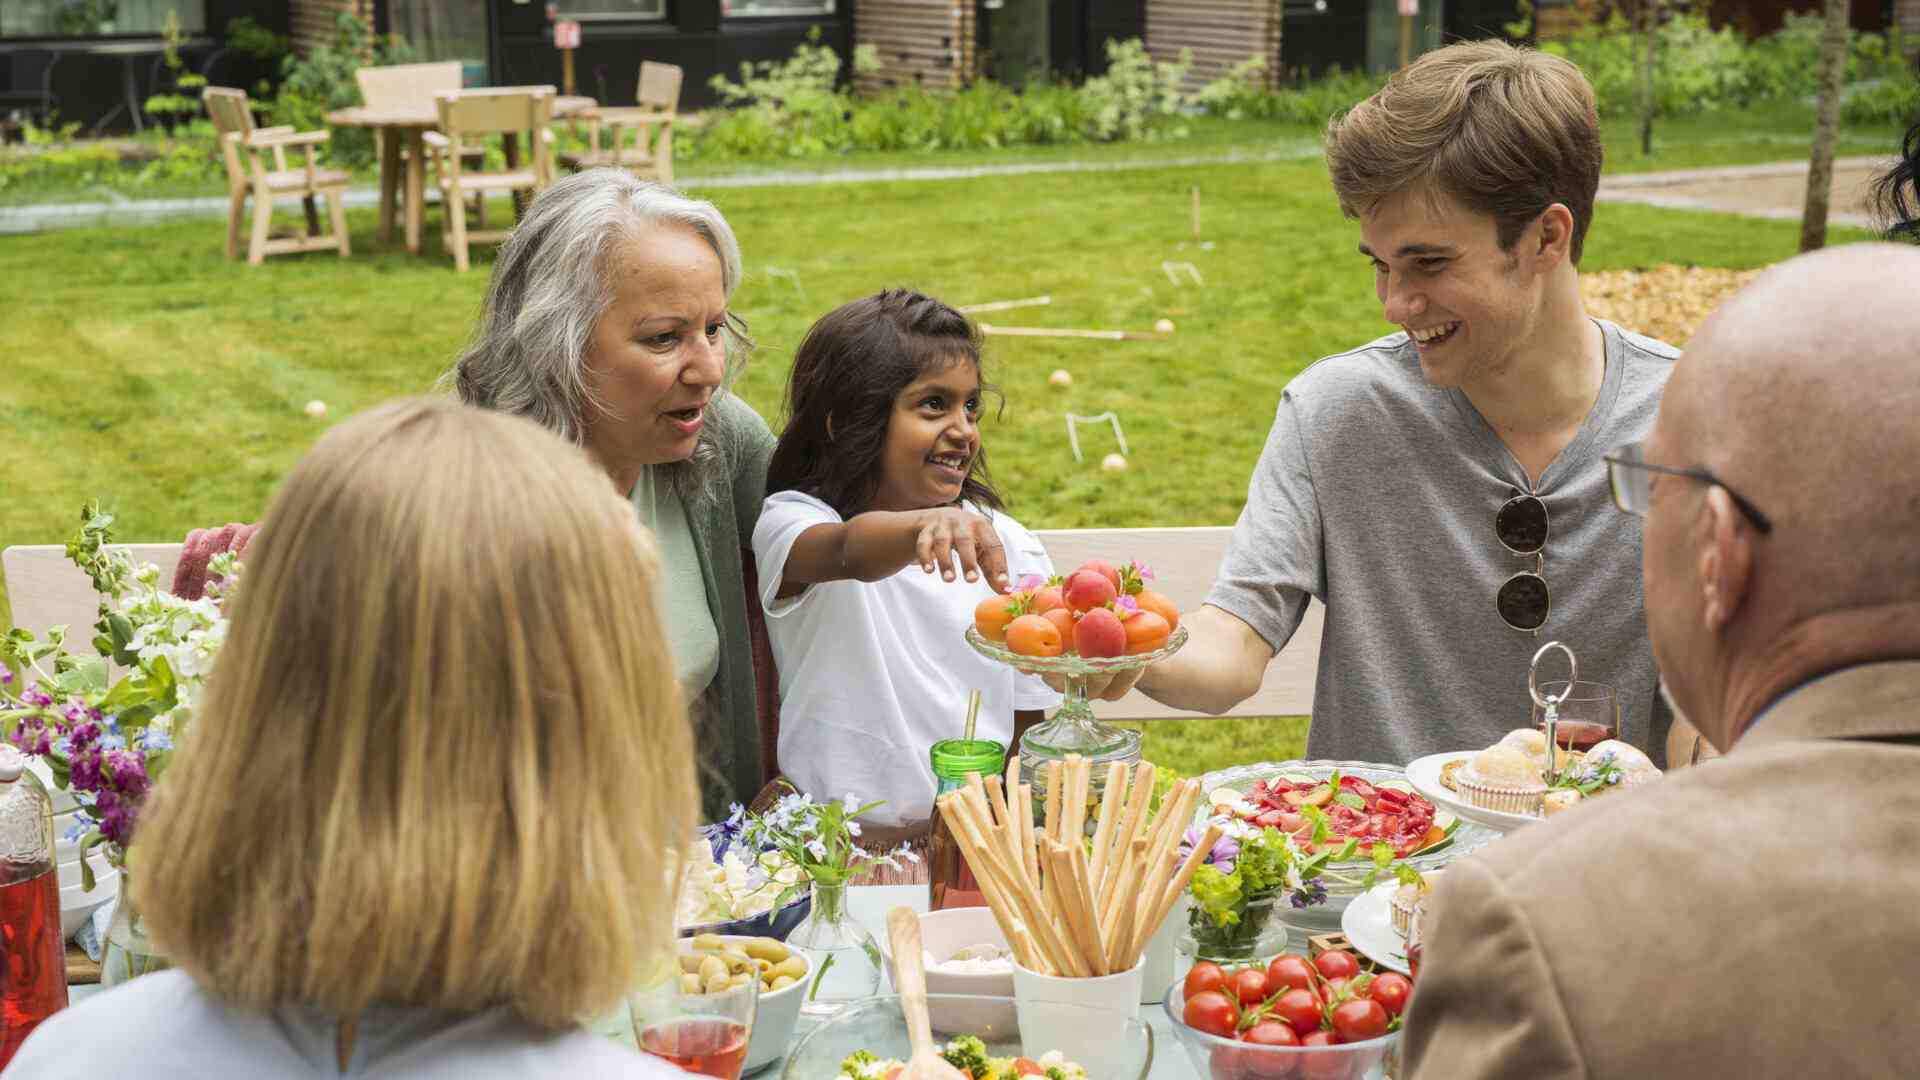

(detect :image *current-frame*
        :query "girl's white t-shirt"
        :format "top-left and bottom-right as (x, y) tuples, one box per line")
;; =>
(752, 491), (1062, 827)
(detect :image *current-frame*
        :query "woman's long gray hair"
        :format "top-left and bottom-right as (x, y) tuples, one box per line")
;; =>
(447, 171), (750, 501)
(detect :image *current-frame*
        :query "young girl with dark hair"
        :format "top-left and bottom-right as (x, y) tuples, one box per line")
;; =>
(753, 289), (1059, 831)
(1872, 117), (1920, 241)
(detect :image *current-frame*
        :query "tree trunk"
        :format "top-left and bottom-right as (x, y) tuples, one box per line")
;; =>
(1637, 0), (1658, 155)
(1800, 0), (1851, 252)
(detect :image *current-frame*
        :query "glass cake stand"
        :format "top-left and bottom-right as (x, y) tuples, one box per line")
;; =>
(964, 624), (1188, 791)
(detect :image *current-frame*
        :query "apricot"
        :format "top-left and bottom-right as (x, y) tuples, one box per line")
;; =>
(1073, 607), (1127, 658)
(1041, 606), (1076, 643)
(1005, 614), (1065, 658)
(1123, 610), (1171, 654)
(974, 594), (1023, 643)
(1133, 588), (1181, 632)
(1076, 559), (1123, 593)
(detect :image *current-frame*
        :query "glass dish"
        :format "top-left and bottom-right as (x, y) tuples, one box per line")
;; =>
(965, 624), (1188, 780)
(1164, 982), (1400, 1080)
(781, 993), (1153, 1079)
(1193, 759), (1500, 928)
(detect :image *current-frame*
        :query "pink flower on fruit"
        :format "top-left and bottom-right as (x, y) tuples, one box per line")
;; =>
(1016, 574), (1047, 592)
(1132, 561), (1156, 583)
(1115, 595), (1140, 618)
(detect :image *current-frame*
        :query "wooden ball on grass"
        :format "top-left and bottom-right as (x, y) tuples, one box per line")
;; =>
(1101, 453), (1128, 472)
(1049, 369), (1074, 388)
(1154, 318), (1176, 334)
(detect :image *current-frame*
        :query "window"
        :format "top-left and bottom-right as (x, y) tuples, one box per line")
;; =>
(387, 0), (490, 81)
(2, 0), (206, 35)
(556, 0), (667, 21)
(724, 0), (835, 17)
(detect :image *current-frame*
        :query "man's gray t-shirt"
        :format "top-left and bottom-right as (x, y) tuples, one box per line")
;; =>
(1207, 320), (1676, 766)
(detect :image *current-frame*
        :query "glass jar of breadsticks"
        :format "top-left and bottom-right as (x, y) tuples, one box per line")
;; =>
(932, 754), (1221, 988)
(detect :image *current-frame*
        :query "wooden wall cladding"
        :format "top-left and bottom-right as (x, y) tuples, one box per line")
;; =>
(855, 0), (978, 93)
(289, 0), (375, 53)
(1145, 0), (1282, 93)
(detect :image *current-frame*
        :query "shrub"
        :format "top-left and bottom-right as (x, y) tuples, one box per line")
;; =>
(270, 12), (417, 165)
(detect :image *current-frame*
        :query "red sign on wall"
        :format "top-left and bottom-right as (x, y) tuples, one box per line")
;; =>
(554, 20), (581, 49)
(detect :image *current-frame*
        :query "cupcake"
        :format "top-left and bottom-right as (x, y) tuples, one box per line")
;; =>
(1389, 872), (1438, 937)
(1454, 745), (1547, 815)
(1582, 739), (1662, 787)
(1498, 728), (1579, 775)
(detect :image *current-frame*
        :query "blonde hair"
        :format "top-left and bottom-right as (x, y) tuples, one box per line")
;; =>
(1325, 40), (1604, 264)
(133, 397), (697, 1029)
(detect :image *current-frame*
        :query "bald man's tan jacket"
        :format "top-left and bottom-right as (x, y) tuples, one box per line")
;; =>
(1402, 661), (1920, 1080)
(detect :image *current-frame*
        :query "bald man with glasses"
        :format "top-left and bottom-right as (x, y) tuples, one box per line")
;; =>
(1402, 243), (1920, 1079)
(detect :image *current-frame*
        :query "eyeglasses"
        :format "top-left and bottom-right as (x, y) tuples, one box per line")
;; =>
(1602, 442), (1774, 534)
(1495, 492), (1551, 633)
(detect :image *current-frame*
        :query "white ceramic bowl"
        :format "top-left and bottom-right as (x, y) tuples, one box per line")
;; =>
(60, 868), (118, 939)
(57, 848), (115, 890)
(679, 934), (807, 1076)
(875, 906), (1016, 1000)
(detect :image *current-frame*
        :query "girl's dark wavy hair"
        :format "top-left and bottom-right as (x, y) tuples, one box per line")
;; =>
(766, 289), (1005, 519)
(1874, 117), (1920, 243)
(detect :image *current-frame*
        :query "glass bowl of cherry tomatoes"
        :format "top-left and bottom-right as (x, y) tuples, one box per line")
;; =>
(1163, 949), (1410, 1080)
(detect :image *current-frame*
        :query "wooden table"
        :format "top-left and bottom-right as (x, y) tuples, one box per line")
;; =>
(325, 95), (596, 255)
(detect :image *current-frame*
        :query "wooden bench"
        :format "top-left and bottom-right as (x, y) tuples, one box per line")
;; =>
(4, 529), (1320, 719)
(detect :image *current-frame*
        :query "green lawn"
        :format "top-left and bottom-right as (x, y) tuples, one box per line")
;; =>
(0, 124), (1887, 775)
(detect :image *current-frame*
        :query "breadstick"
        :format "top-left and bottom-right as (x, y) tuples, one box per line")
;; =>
(1100, 835), (1149, 951)
(1009, 920), (1051, 976)
(1138, 821), (1223, 953)
(1066, 841), (1111, 975)
(1100, 762), (1154, 900)
(935, 794), (1034, 969)
(1052, 757), (1067, 841)
(984, 774), (1024, 889)
(1106, 859), (1142, 971)
(1136, 779), (1200, 925)
(1043, 841), (1099, 976)
(1086, 761), (1126, 904)
(1016, 782), (1040, 886)
(943, 792), (1079, 977)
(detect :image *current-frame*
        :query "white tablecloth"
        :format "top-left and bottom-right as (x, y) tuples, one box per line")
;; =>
(71, 884), (1193, 1077)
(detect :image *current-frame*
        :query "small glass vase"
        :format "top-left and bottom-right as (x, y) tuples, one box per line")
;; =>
(100, 882), (169, 987)
(785, 879), (882, 1019)
(1182, 896), (1290, 964)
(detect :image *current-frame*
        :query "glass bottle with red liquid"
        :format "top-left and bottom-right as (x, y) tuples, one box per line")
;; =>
(0, 746), (69, 1068)
(927, 737), (1006, 912)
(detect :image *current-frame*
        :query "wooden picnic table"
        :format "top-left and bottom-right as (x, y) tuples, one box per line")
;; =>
(325, 95), (597, 255)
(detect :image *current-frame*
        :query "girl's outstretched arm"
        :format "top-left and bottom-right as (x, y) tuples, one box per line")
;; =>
(773, 506), (1010, 599)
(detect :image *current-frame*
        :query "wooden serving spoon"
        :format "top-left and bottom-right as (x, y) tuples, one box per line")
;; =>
(886, 905), (966, 1080)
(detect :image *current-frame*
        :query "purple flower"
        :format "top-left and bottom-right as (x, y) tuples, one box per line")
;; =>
(1116, 595), (1140, 615)
(1289, 880), (1329, 909)
(104, 751), (149, 800)
(1133, 562), (1156, 583)
(96, 791), (137, 847)
(1015, 574), (1047, 592)
(0, 669), (10, 685)
(1179, 826), (1241, 876)
(69, 750), (102, 793)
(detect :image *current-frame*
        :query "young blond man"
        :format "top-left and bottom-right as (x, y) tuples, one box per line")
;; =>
(1113, 41), (1681, 763)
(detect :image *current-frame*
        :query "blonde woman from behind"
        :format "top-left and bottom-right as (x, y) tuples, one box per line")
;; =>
(8, 398), (699, 1079)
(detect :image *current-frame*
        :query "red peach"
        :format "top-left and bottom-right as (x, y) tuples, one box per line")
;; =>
(1073, 606), (1127, 658)
(1076, 559), (1123, 593)
(1064, 570), (1117, 614)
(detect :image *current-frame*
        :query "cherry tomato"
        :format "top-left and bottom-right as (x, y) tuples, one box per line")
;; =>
(1265, 954), (1317, 995)
(1012, 1058), (1046, 1077)
(1296, 1030), (1355, 1080)
(1228, 967), (1270, 1008)
(1184, 990), (1241, 1039)
(1272, 987), (1324, 1036)
(1321, 977), (1351, 1004)
(1330, 998), (1389, 1043)
(1314, 950), (1361, 981)
(1241, 1021), (1301, 1048)
(1185, 962), (1229, 1000)
(1366, 972), (1412, 1016)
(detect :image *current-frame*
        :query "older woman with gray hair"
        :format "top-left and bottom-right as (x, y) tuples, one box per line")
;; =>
(450, 170), (775, 819)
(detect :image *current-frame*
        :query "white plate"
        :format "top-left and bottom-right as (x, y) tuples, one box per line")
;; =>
(1340, 881), (1410, 976)
(1405, 752), (1541, 834)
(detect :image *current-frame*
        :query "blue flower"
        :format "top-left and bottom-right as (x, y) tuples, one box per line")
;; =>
(1288, 880), (1329, 909)
(139, 730), (173, 752)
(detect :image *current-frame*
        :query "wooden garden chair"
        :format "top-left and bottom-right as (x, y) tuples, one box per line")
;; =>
(433, 86), (554, 272)
(559, 61), (683, 186)
(204, 87), (350, 265)
(354, 61), (487, 231)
